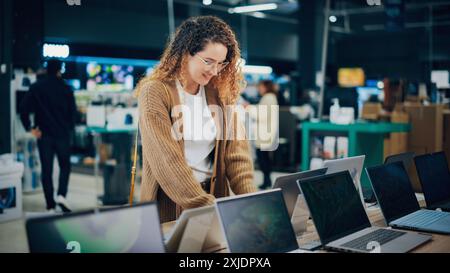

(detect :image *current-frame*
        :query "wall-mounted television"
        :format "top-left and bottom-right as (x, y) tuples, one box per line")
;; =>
(86, 62), (134, 92)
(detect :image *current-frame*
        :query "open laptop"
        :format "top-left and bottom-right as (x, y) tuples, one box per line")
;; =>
(366, 162), (450, 234)
(385, 152), (422, 193)
(323, 155), (366, 205)
(414, 151), (450, 212)
(272, 168), (327, 218)
(298, 170), (431, 253)
(215, 189), (310, 253)
(26, 202), (165, 253)
(165, 205), (225, 253)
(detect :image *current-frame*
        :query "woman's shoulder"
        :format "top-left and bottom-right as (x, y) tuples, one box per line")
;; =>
(136, 78), (168, 94)
(136, 78), (174, 110)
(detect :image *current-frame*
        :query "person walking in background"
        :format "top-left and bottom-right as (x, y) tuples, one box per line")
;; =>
(248, 80), (279, 190)
(20, 59), (77, 213)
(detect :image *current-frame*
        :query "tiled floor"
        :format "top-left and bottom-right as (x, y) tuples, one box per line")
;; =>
(0, 170), (287, 253)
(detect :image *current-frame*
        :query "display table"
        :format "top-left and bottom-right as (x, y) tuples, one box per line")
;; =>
(86, 127), (137, 206)
(161, 200), (450, 253)
(301, 121), (411, 198)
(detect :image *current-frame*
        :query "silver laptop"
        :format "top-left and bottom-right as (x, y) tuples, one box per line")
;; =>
(366, 162), (450, 235)
(26, 202), (165, 253)
(165, 205), (225, 253)
(272, 168), (328, 218)
(385, 151), (422, 193)
(299, 171), (431, 253)
(323, 155), (366, 205)
(215, 189), (310, 253)
(272, 168), (327, 237)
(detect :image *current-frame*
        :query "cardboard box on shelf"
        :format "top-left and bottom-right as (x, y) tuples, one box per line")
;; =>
(401, 103), (446, 155)
(384, 107), (409, 159)
(361, 102), (383, 121)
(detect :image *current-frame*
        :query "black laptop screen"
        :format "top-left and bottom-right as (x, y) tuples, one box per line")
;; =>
(26, 203), (165, 253)
(216, 190), (298, 253)
(274, 168), (328, 218)
(367, 162), (420, 223)
(299, 171), (371, 245)
(414, 152), (450, 206)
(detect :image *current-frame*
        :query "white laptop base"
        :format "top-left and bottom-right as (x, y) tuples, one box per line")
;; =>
(177, 212), (213, 253)
(165, 208), (225, 253)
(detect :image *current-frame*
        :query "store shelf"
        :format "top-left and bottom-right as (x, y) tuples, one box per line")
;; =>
(301, 120), (411, 199)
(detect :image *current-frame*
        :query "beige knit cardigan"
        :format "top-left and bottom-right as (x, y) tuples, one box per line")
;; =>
(136, 79), (257, 223)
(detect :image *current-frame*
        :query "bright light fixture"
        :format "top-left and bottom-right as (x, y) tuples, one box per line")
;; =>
(229, 3), (277, 14)
(203, 0), (212, 6)
(242, 65), (273, 75)
(329, 15), (337, 23)
(43, 43), (70, 58)
(377, 81), (384, 89)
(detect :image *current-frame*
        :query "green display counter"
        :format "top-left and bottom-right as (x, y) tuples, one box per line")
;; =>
(301, 121), (411, 199)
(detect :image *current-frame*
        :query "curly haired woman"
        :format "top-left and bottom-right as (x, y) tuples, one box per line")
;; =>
(135, 16), (257, 222)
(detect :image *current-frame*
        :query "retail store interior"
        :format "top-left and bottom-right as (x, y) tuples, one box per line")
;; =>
(1, 0), (450, 254)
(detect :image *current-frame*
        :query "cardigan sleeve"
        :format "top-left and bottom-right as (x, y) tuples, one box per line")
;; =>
(138, 81), (215, 209)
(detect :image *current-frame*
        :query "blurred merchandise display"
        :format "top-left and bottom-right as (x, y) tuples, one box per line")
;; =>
(15, 136), (41, 193)
(323, 136), (336, 159)
(337, 137), (349, 158)
(0, 154), (24, 222)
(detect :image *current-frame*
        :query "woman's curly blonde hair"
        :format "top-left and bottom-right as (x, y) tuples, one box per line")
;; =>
(136, 16), (244, 104)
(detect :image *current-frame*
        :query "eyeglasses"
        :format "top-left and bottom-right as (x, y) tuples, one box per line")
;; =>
(195, 55), (230, 72)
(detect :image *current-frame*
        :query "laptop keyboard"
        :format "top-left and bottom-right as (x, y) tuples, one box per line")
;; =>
(341, 229), (406, 251)
(396, 210), (447, 227)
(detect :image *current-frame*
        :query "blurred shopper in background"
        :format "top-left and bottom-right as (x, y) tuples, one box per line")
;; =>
(250, 80), (279, 189)
(20, 59), (77, 213)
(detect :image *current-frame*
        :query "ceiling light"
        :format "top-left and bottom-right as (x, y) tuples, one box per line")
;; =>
(229, 3), (277, 14)
(242, 65), (273, 75)
(43, 43), (70, 58)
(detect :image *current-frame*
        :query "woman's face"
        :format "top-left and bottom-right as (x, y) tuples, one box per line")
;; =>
(257, 84), (267, 96)
(186, 42), (228, 86)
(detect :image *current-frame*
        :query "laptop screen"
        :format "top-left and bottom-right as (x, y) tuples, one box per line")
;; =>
(273, 168), (328, 218)
(366, 162), (420, 223)
(414, 152), (450, 206)
(216, 190), (298, 253)
(299, 171), (371, 245)
(323, 156), (366, 200)
(26, 202), (165, 253)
